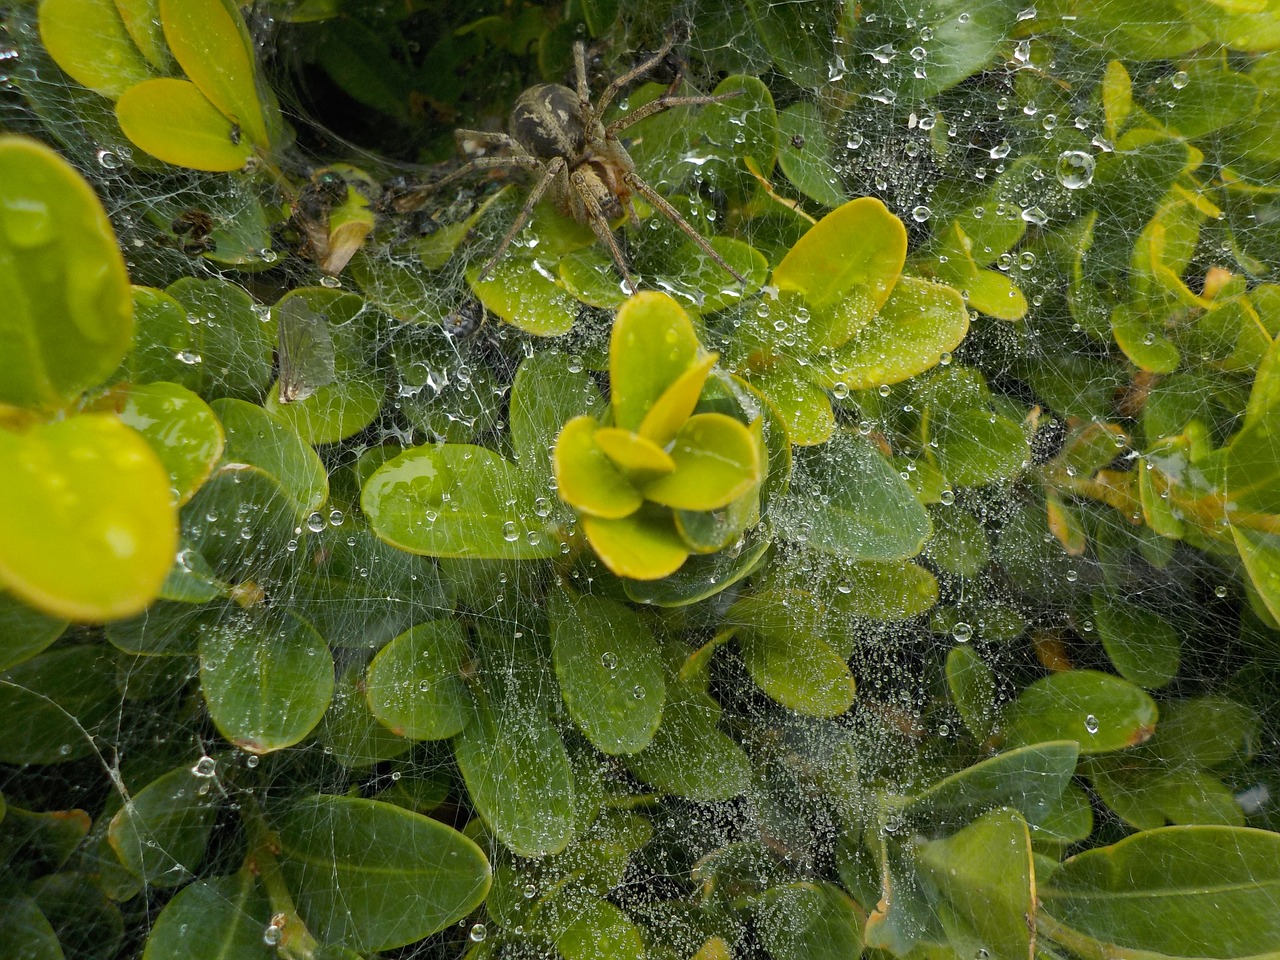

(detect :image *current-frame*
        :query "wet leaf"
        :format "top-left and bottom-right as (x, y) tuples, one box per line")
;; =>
(773, 197), (907, 311)
(454, 693), (576, 856)
(1040, 826), (1280, 959)
(0, 136), (134, 410)
(158, 0), (270, 148)
(38, 0), (156, 98)
(0, 646), (116, 764)
(116, 78), (254, 171)
(108, 765), (218, 886)
(0, 415), (178, 622)
(365, 621), (471, 741)
(141, 869), (270, 960)
(550, 588), (666, 755)
(211, 398), (327, 517)
(198, 609), (335, 753)
(363, 443), (560, 560)
(275, 794), (491, 949)
(1002, 669), (1158, 755)
(115, 382), (224, 507)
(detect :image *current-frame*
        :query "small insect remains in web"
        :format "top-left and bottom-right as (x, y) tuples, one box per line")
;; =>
(398, 32), (748, 295)
(276, 299), (336, 404)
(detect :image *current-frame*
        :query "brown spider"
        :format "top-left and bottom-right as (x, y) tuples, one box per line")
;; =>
(403, 35), (747, 295)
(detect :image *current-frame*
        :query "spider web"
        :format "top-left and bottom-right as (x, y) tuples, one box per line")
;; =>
(2, 1), (1279, 958)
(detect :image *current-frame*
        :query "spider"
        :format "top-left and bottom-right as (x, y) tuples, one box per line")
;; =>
(403, 34), (748, 295)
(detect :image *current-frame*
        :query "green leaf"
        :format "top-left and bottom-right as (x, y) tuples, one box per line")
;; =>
(454, 693), (576, 856)
(315, 664), (412, 768)
(819, 277), (970, 391)
(363, 443), (560, 560)
(907, 741), (1080, 826)
(0, 591), (67, 671)
(116, 382), (224, 507)
(0, 646), (117, 764)
(773, 197), (907, 311)
(596, 427), (677, 475)
(1092, 595), (1181, 689)
(210, 398), (327, 517)
(275, 794), (491, 950)
(0, 136), (134, 410)
(610, 292), (704, 432)
(777, 103), (847, 208)
(625, 679), (750, 801)
(1142, 62), (1259, 139)
(739, 628), (855, 717)
(550, 897), (647, 960)
(142, 870), (271, 960)
(695, 74), (778, 203)
(914, 807), (1035, 960)
(164, 277), (274, 401)
(158, 0), (270, 148)
(180, 463), (296, 582)
(38, 0), (157, 98)
(198, 609), (335, 753)
(0, 896), (62, 960)
(549, 589), (666, 755)
(114, 0), (171, 72)
(108, 765), (218, 886)
(365, 621), (471, 741)
(778, 431), (932, 561)
(1002, 670), (1158, 755)
(752, 881), (864, 960)
(510, 350), (603, 492)
(554, 416), (645, 518)
(642, 413), (762, 511)
(1040, 826), (1280, 959)
(0, 415), (178, 622)
(468, 256), (578, 336)
(946, 644), (998, 741)
(581, 510), (691, 580)
(931, 407), (1031, 487)
(749, 366), (835, 446)
(116, 78), (254, 172)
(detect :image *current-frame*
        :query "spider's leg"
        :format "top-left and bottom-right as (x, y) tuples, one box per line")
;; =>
(573, 41), (590, 105)
(623, 172), (748, 285)
(393, 155), (542, 211)
(478, 156), (566, 280)
(592, 33), (679, 119)
(606, 89), (742, 138)
(571, 168), (638, 295)
(454, 129), (523, 153)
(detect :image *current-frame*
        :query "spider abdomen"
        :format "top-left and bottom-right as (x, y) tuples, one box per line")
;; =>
(511, 84), (586, 160)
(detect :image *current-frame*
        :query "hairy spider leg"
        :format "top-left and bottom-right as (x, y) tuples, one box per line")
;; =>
(590, 33), (681, 119)
(623, 172), (748, 285)
(478, 156), (568, 281)
(395, 151), (542, 211)
(604, 89), (742, 139)
(571, 167), (639, 295)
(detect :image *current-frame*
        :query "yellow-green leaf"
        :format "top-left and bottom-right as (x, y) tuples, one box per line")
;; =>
(553, 416), (644, 519)
(158, 0), (269, 147)
(611, 292), (703, 432)
(0, 415), (178, 622)
(116, 78), (254, 172)
(581, 511), (690, 580)
(39, 0), (157, 98)
(595, 427), (677, 476)
(773, 197), (907, 310)
(642, 414), (762, 511)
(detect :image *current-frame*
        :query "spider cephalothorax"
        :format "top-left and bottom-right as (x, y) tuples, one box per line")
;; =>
(404, 35), (747, 295)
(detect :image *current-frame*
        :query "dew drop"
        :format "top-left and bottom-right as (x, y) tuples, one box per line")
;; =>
(1055, 150), (1095, 189)
(469, 923), (487, 942)
(1083, 714), (1100, 734)
(951, 621), (974, 643)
